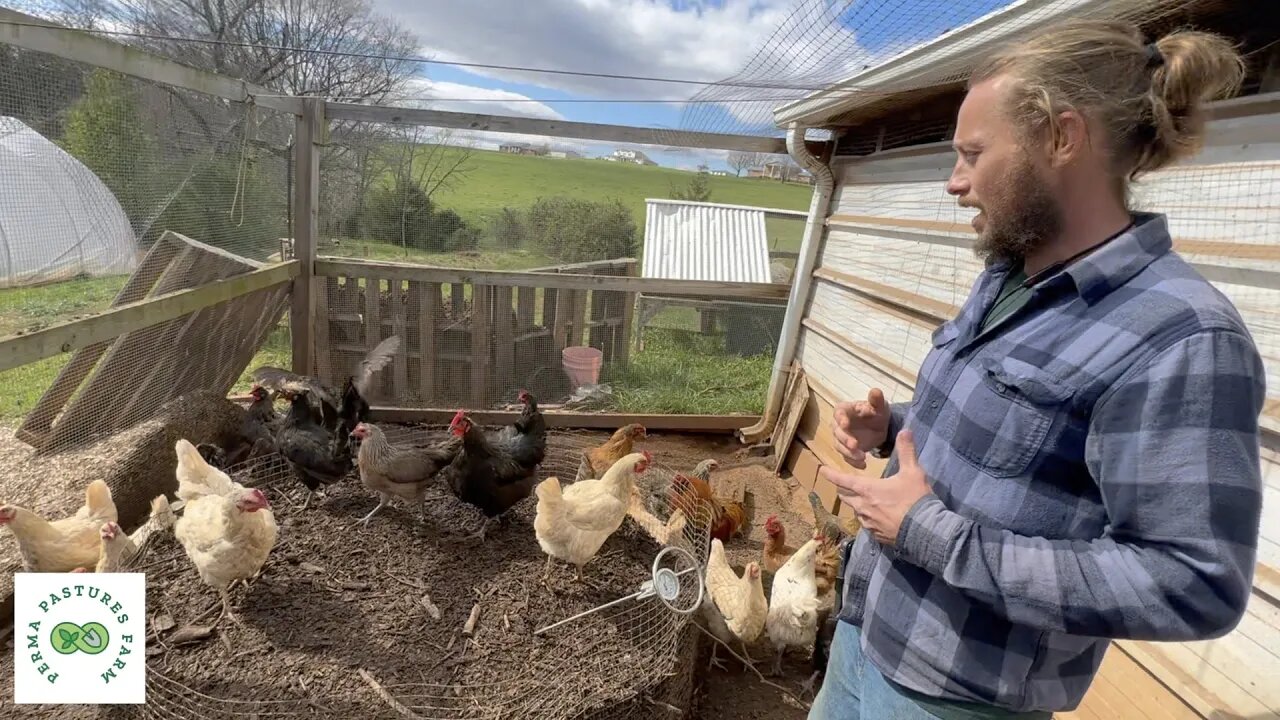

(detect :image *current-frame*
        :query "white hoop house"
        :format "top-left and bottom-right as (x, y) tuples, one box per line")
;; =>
(0, 116), (138, 288)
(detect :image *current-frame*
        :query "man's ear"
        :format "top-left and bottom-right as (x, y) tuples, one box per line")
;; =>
(1047, 109), (1089, 167)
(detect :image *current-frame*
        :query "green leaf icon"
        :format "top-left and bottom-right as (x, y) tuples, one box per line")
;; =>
(51, 622), (109, 655)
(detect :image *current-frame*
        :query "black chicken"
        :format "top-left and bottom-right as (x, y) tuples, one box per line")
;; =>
(252, 335), (401, 444)
(273, 390), (355, 508)
(438, 407), (544, 542)
(486, 389), (547, 469)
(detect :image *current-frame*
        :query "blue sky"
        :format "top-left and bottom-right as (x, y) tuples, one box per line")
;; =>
(378, 0), (1015, 169)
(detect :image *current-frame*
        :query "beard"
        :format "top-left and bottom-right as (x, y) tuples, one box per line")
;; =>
(971, 155), (1064, 266)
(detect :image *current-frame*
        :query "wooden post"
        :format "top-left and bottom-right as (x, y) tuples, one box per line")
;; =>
(291, 97), (323, 376)
(471, 285), (491, 406)
(617, 260), (637, 367)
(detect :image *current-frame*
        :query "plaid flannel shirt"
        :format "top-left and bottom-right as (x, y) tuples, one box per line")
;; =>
(837, 212), (1266, 713)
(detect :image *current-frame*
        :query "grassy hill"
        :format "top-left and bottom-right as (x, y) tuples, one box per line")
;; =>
(431, 149), (812, 227)
(327, 148), (814, 264)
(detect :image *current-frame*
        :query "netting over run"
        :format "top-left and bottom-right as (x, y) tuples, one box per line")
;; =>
(678, 0), (1274, 138)
(88, 427), (719, 720)
(0, 41), (294, 437)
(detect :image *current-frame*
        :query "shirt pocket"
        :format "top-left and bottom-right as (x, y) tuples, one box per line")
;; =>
(951, 358), (1075, 478)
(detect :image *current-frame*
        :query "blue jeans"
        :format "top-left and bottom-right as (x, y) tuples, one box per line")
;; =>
(809, 621), (1053, 720)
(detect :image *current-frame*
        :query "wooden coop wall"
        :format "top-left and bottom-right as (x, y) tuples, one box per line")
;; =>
(781, 102), (1280, 719)
(312, 258), (638, 408)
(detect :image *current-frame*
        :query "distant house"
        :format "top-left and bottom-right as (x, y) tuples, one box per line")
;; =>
(547, 150), (582, 159)
(709, 170), (730, 177)
(498, 143), (547, 156)
(610, 148), (657, 166)
(748, 160), (806, 182)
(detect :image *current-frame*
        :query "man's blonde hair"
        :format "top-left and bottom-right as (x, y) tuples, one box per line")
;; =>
(970, 19), (1245, 187)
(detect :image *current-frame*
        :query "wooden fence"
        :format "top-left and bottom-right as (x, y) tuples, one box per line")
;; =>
(311, 257), (788, 409)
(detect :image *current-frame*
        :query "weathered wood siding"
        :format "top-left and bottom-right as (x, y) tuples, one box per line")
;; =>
(787, 107), (1280, 718)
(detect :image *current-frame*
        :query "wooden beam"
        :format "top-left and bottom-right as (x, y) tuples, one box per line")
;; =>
(367, 407), (759, 432)
(0, 9), (301, 115)
(314, 258), (789, 301)
(0, 261), (299, 372)
(326, 101), (789, 154)
(291, 98), (322, 375)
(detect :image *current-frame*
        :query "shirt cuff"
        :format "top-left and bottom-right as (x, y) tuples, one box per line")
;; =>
(896, 495), (965, 575)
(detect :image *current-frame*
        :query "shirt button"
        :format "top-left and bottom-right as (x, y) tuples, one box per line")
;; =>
(931, 401), (939, 408)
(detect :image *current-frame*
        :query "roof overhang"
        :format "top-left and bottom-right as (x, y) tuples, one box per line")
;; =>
(772, 0), (1124, 130)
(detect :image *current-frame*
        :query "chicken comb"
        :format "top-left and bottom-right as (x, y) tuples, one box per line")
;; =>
(450, 409), (467, 424)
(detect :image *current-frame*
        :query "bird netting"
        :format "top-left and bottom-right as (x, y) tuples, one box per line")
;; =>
(54, 427), (721, 720)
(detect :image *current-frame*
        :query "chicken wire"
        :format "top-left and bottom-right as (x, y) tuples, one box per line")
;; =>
(85, 426), (722, 720)
(0, 43), (295, 448)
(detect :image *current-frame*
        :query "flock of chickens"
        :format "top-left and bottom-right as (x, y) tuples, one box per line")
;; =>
(0, 331), (859, 696)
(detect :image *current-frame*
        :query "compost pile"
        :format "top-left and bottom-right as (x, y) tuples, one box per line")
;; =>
(116, 429), (705, 719)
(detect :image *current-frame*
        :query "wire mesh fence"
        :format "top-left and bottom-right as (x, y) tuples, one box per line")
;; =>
(0, 42), (295, 445)
(47, 426), (723, 720)
(306, 117), (807, 417)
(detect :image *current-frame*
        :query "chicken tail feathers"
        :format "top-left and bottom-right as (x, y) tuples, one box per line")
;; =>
(84, 480), (115, 519)
(535, 475), (563, 503)
(150, 495), (175, 530)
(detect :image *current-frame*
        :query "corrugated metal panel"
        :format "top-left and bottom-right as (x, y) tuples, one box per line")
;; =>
(641, 199), (773, 283)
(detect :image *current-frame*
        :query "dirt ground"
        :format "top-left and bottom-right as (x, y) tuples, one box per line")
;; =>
(1, 425), (827, 719)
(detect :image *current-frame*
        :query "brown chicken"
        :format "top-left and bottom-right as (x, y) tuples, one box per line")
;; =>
(574, 423), (646, 483)
(669, 472), (746, 543)
(761, 514), (797, 574)
(350, 422), (459, 528)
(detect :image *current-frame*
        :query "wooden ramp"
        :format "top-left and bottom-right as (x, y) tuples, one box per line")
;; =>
(16, 231), (291, 453)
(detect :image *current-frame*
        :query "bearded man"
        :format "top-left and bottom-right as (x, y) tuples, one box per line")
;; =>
(810, 18), (1266, 720)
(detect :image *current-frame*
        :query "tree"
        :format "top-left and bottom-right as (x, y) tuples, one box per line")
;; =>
(670, 170), (712, 203)
(61, 69), (158, 235)
(525, 197), (638, 263)
(727, 151), (764, 177)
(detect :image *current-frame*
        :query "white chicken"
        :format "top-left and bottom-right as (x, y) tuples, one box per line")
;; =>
(172, 438), (278, 625)
(0, 479), (117, 572)
(701, 538), (768, 670)
(765, 535), (821, 676)
(534, 451), (651, 581)
(94, 495), (176, 573)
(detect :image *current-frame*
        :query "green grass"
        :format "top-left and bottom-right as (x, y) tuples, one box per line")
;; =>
(602, 328), (772, 415)
(428, 150), (812, 230)
(1, 151), (804, 423)
(0, 275), (128, 336)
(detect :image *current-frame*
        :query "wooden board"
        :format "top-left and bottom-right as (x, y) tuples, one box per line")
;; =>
(14, 232), (292, 453)
(771, 365), (810, 473)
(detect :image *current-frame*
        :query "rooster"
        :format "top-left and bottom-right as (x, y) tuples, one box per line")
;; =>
(438, 410), (540, 542)
(273, 390), (355, 508)
(253, 335), (401, 446)
(669, 470), (746, 543)
(350, 422), (459, 528)
(172, 439), (278, 626)
(0, 479), (117, 572)
(534, 451), (651, 582)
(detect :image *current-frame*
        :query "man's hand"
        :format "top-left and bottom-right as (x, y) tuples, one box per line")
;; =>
(831, 388), (891, 470)
(820, 430), (933, 546)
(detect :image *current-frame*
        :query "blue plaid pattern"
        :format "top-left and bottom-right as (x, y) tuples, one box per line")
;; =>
(837, 212), (1266, 713)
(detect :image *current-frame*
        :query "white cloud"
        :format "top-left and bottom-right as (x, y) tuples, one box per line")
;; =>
(375, 0), (802, 102)
(394, 78), (566, 120)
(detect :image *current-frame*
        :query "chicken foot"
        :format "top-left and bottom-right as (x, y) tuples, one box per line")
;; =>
(707, 644), (729, 672)
(355, 494), (392, 529)
(770, 647), (786, 677)
(217, 587), (247, 629)
(799, 670), (823, 699)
